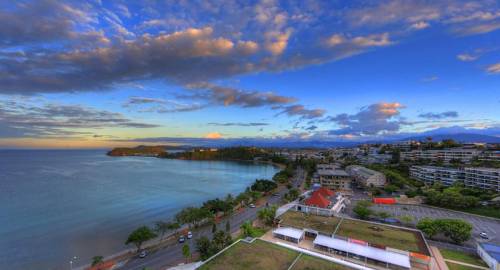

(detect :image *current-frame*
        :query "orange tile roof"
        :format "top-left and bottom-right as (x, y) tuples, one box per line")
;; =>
(316, 187), (335, 197)
(304, 192), (331, 208)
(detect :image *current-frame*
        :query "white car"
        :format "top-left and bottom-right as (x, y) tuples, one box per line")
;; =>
(479, 232), (488, 239)
(249, 204), (256, 208)
(187, 231), (193, 239)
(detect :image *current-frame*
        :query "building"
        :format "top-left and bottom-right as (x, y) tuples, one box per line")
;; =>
(410, 166), (500, 192)
(346, 165), (386, 187)
(400, 148), (482, 163)
(480, 151), (500, 162)
(409, 166), (463, 186)
(477, 243), (500, 270)
(291, 187), (348, 216)
(317, 167), (352, 190)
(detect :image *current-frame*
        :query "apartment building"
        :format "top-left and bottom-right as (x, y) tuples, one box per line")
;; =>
(317, 167), (352, 190)
(401, 148), (482, 163)
(346, 165), (386, 187)
(410, 165), (500, 192)
(479, 151), (500, 162)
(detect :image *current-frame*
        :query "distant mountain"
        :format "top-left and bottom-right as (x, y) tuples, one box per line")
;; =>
(401, 133), (500, 143)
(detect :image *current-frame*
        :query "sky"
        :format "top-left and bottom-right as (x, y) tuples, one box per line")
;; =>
(0, 0), (499, 148)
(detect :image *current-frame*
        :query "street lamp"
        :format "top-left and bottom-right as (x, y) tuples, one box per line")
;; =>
(69, 256), (78, 270)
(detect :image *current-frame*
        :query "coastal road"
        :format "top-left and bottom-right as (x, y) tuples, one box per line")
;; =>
(120, 167), (306, 270)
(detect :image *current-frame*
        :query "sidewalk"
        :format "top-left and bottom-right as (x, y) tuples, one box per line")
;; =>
(429, 246), (449, 270)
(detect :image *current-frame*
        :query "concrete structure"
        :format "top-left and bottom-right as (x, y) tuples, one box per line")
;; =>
(272, 227), (304, 244)
(479, 151), (500, 162)
(346, 165), (386, 187)
(410, 166), (500, 192)
(317, 168), (352, 190)
(477, 243), (500, 270)
(400, 148), (482, 163)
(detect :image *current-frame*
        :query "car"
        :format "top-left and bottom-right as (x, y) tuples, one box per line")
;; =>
(178, 235), (185, 243)
(479, 232), (488, 239)
(139, 249), (147, 258)
(272, 193), (280, 197)
(249, 203), (256, 208)
(187, 231), (193, 239)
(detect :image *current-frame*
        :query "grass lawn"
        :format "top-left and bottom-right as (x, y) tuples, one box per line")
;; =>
(461, 207), (500, 219)
(440, 249), (487, 267)
(291, 254), (351, 270)
(446, 262), (486, 270)
(279, 210), (342, 235)
(336, 218), (426, 254)
(198, 240), (298, 270)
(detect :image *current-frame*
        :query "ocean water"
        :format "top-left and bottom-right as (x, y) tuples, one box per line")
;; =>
(0, 150), (278, 270)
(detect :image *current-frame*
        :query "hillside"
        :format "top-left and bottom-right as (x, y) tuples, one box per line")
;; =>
(107, 145), (167, 157)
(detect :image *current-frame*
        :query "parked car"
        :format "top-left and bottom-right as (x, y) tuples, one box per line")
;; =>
(187, 231), (193, 239)
(178, 235), (185, 243)
(249, 203), (256, 208)
(272, 193), (280, 197)
(139, 249), (147, 258)
(479, 232), (489, 239)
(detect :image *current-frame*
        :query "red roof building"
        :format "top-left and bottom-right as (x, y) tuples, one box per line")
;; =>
(315, 187), (335, 198)
(304, 192), (331, 208)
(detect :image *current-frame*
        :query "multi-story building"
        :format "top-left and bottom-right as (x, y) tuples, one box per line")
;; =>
(409, 166), (463, 186)
(346, 165), (386, 187)
(401, 148), (482, 163)
(410, 166), (500, 192)
(317, 168), (352, 190)
(479, 151), (500, 162)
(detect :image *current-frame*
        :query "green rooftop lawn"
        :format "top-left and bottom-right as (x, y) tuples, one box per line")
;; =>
(440, 249), (487, 267)
(291, 254), (352, 270)
(198, 240), (298, 270)
(335, 218), (425, 254)
(279, 210), (342, 235)
(446, 262), (486, 270)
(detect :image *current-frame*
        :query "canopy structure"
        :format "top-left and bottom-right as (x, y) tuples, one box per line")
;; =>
(273, 227), (304, 243)
(313, 235), (411, 269)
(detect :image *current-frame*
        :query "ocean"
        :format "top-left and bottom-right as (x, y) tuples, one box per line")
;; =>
(0, 149), (278, 269)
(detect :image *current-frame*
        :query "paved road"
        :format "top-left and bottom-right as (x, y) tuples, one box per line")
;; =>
(120, 167), (305, 270)
(369, 204), (500, 245)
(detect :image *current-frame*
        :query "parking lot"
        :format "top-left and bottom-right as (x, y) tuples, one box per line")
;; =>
(370, 204), (500, 245)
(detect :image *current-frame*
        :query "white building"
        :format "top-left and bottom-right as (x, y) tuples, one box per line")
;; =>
(477, 243), (500, 270)
(400, 148), (482, 163)
(317, 168), (352, 190)
(410, 166), (500, 192)
(346, 165), (386, 187)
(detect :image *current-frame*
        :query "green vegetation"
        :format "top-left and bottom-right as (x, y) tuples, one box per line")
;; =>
(154, 221), (179, 241)
(273, 165), (294, 183)
(461, 206), (500, 219)
(257, 205), (277, 226)
(182, 243), (191, 263)
(107, 145), (166, 156)
(353, 200), (373, 220)
(417, 218), (472, 245)
(336, 218), (424, 254)
(91, 256), (103, 267)
(446, 262), (485, 270)
(291, 254), (351, 270)
(239, 221), (266, 238)
(175, 207), (212, 228)
(196, 230), (233, 261)
(198, 240), (298, 270)
(284, 188), (300, 202)
(250, 179), (277, 193)
(440, 249), (487, 267)
(125, 226), (157, 252)
(279, 211), (341, 235)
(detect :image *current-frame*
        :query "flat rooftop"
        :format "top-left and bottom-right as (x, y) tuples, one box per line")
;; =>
(317, 169), (350, 177)
(278, 210), (430, 256)
(279, 210), (342, 235)
(198, 239), (351, 270)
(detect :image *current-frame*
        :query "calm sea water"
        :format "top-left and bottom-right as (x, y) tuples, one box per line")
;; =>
(0, 150), (278, 270)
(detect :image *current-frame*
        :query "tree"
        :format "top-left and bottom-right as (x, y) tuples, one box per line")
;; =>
(399, 215), (414, 225)
(91, 256), (103, 267)
(240, 220), (254, 237)
(225, 220), (231, 233)
(416, 218), (439, 238)
(176, 207), (212, 228)
(125, 226), (157, 252)
(353, 201), (372, 220)
(377, 211), (391, 219)
(212, 230), (232, 251)
(196, 236), (213, 260)
(437, 219), (472, 245)
(182, 243), (191, 263)
(257, 205), (277, 226)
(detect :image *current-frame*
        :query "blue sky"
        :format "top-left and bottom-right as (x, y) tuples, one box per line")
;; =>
(0, 0), (499, 148)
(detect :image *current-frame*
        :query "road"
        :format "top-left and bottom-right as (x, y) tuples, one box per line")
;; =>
(120, 167), (305, 270)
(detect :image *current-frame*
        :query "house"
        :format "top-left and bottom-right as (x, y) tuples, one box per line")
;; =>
(304, 190), (332, 208)
(478, 243), (500, 270)
(346, 165), (386, 187)
(295, 187), (347, 215)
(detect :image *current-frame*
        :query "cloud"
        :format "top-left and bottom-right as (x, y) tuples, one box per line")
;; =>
(277, 105), (326, 119)
(418, 111), (459, 119)
(305, 125), (318, 131)
(0, 99), (159, 138)
(421, 76), (439, 82)
(184, 83), (296, 108)
(457, 53), (479, 61)
(410, 21), (430, 30)
(328, 102), (406, 136)
(205, 132), (222, 139)
(326, 33), (393, 48)
(265, 29), (292, 55)
(486, 63), (500, 74)
(123, 96), (204, 113)
(208, 122), (269, 127)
